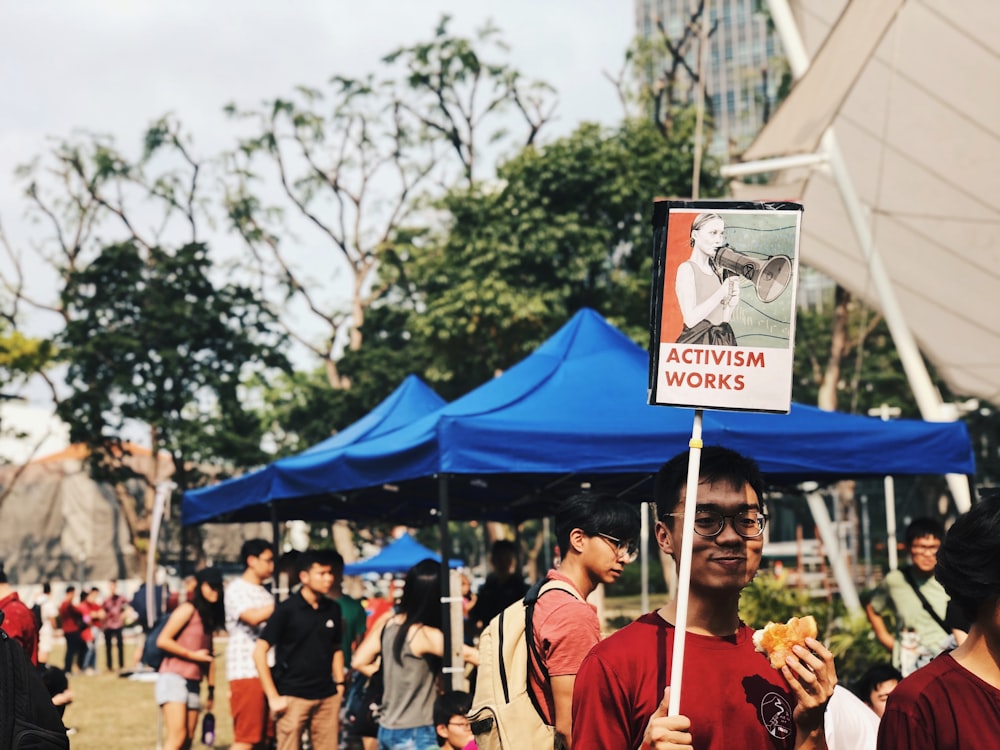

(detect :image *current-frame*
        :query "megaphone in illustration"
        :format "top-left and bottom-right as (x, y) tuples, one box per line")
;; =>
(714, 245), (792, 303)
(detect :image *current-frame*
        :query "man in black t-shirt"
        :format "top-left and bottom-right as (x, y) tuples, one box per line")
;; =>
(468, 540), (528, 635)
(254, 549), (345, 750)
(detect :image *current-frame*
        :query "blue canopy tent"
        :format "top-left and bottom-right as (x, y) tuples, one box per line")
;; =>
(343, 532), (462, 576)
(182, 374), (446, 525)
(181, 309), (976, 684)
(259, 309), (975, 525)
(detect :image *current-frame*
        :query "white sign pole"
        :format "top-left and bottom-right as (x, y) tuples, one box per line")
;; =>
(667, 410), (704, 716)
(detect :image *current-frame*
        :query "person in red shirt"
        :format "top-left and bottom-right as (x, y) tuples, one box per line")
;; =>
(58, 586), (86, 673)
(0, 562), (39, 666)
(79, 587), (105, 673)
(572, 446), (836, 750)
(527, 493), (640, 748)
(877, 491), (1000, 749)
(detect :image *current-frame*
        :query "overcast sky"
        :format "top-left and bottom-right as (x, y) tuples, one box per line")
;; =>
(1, 1), (635, 249)
(1, 1), (636, 410)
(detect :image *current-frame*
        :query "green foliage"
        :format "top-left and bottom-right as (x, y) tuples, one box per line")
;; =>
(382, 14), (554, 182)
(0, 323), (55, 390)
(374, 117), (721, 397)
(826, 611), (891, 687)
(792, 293), (918, 416)
(611, 544), (669, 598)
(254, 304), (437, 455)
(738, 571), (817, 630)
(739, 572), (888, 686)
(57, 240), (288, 484)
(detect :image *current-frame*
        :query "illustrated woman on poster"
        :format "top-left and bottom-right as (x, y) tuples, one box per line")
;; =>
(675, 212), (740, 346)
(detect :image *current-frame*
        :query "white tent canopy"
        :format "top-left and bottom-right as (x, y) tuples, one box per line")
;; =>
(727, 0), (1000, 410)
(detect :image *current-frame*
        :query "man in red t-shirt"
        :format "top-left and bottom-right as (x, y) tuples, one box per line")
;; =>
(572, 447), (836, 750)
(58, 586), (86, 673)
(528, 493), (640, 749)
(0, 563), (39, 666)
(877, 492), (1000, 749)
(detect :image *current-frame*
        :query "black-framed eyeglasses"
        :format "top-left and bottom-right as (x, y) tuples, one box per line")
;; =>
(663, 510), (768, 539)
(595, 533), (640, 563)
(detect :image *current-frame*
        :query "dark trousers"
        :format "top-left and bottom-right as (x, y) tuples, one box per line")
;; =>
(64, 631), (85, 673)
(104, 627), (124, 670)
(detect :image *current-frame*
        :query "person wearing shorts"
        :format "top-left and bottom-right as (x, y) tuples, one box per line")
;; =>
(226, 539), (276, 750)
(156, 568), (225, 750)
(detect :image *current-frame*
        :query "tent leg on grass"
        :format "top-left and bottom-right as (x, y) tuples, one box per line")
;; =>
(438, 474), (465, 691)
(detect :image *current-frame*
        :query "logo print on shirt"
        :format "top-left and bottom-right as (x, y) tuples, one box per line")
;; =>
(325, 619), (335, 629)
(759, 691), (793, 740)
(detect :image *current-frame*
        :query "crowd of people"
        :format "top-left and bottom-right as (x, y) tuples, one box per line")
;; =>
(1, 445), (998, 748)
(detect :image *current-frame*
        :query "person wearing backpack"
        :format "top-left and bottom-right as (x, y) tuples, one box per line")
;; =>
(528, 494), (641, 749)
(864, 517), (951, 677)
(155, 567), (225, 750)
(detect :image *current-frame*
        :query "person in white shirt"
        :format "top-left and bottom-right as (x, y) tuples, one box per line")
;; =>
(825, 684), (881, 750)
(225, 539), (276, 750)
(34, 582), (60, 666)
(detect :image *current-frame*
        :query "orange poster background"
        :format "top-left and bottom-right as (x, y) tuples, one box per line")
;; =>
(659, 212), (695, 343)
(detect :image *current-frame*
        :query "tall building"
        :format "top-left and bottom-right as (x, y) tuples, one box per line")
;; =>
(634, 0), (783, 158)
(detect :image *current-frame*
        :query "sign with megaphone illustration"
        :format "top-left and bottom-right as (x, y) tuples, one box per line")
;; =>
(648, 200), (803, 413)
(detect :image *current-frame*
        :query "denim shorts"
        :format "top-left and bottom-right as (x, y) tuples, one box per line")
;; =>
(155, 671), (201, 710)
(377, 724), (437, 750)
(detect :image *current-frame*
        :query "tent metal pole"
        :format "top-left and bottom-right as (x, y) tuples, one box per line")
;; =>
(804, 490), (862, 614)
(270, 502), (281, 549)
(270, 503), (282, 603)
(766, 0), (971, 512)
(438, 475), (463, 690)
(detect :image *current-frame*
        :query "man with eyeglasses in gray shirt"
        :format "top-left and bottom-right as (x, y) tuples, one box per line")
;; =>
(572, 446), (836, 750)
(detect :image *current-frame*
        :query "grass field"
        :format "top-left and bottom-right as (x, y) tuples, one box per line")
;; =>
(50, 635), (234, 749)
(51, 597), (647, 749)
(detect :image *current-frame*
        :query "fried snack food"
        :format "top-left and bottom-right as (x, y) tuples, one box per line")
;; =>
(752, 615), (818, 669)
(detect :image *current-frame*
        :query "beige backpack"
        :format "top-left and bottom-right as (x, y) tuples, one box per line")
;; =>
(468, 578), (580, 750)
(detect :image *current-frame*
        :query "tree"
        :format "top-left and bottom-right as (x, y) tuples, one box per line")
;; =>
(384, 15), (556, 182)
(223, 16), (556, 389)
(621, 0), (718, 140)
(0, 317), (58, 504)
(791, 284), (933, 417)
(363, 116), (721, 398)
(57, 239), (287, 557)
(0, 324), (54, 399)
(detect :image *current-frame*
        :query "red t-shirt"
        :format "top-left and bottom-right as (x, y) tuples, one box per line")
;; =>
(571, 612), (797, 750)
(58, 599), (84, 634)
(528, 571), (599, 725)
(877, 652), (1000, 750)
(0, 592), (39, 666)
(79, 601), (103, 642)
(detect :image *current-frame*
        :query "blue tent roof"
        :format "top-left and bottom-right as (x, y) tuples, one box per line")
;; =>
(182, 375), (445, 524)
(256, 309), (974, 523)
(343, 532), (462, 575)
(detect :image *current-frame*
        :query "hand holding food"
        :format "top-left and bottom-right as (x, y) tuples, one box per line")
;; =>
(752, 615), (818, 669)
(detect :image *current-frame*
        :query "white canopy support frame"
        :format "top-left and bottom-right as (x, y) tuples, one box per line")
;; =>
(727, 0), (976, 512)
